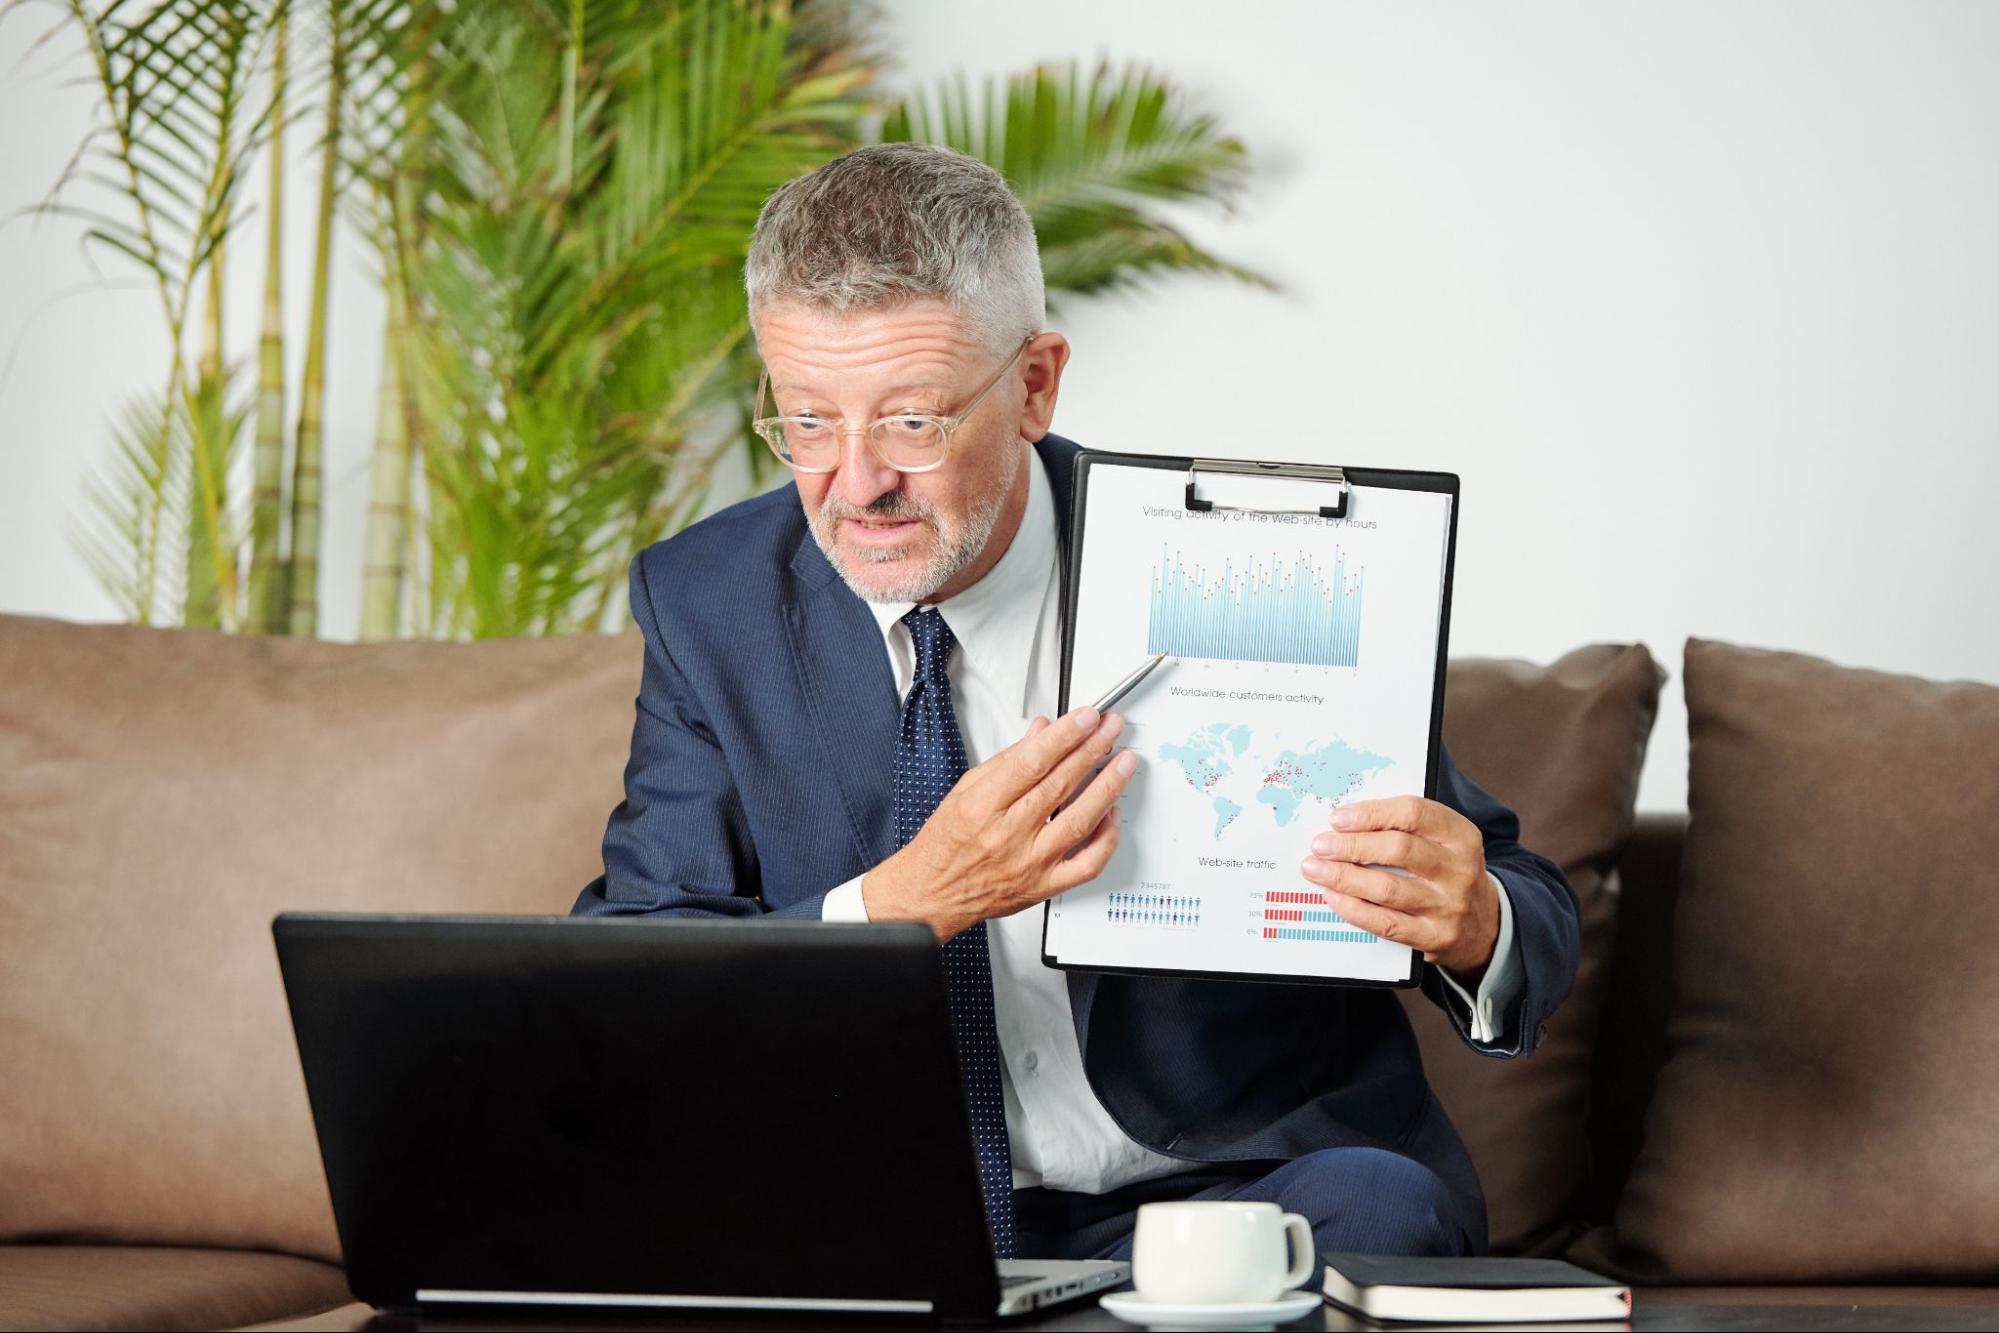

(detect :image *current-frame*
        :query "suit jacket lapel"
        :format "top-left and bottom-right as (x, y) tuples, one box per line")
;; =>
(783, 530), (900, 870)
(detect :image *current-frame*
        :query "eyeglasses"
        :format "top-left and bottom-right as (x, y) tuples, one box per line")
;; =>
(751, 334), (1034, 475)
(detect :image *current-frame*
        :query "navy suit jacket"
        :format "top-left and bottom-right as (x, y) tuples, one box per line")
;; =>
(573, 434), (1581, 1251)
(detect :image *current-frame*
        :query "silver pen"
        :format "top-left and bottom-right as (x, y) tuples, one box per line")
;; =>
(1089, 652), (1169, 713)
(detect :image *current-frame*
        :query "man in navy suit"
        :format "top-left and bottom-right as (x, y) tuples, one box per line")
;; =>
(574, 143), (1580, 1263)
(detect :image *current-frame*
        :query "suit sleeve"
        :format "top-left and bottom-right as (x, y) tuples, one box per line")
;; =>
(1417, 745), (1580, 1058)
(571, 552), (829, 921)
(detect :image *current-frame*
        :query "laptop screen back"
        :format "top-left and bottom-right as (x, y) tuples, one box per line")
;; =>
(275, 914), (1002, 1316)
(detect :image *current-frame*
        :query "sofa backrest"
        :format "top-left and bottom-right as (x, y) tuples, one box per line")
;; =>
(0, 615), (640, 1262)
(0, 613), (1667, 1263)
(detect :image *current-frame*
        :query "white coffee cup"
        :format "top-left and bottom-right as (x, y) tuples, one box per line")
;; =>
(1130, 1200), (1316, 1305)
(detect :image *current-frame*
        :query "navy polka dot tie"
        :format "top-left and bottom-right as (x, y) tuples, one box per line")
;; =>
(894, 607), (1017, 1260)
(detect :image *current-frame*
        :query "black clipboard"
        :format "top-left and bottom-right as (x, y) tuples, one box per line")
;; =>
(1040, 451), (1461, 989)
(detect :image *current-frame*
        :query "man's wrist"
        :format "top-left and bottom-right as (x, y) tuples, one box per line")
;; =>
(861, 855), (961, 940)
(1438, 871), (1502, 981)
(858, 864), (897, 921)
(1442, 953), (1491, 989)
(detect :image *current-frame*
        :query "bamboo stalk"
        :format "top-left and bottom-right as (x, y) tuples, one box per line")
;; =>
(185, 233), (226, 630)
(357, 290), (410, 640)
(557, 0), (581, 196)
(248, 7), (290, 635)
(389, 22), (438, 639)
(288, 5), (346, 638)
(185, 67), (245, 636)
(178, 7), (260, 634)
(404, 412), (429, 637)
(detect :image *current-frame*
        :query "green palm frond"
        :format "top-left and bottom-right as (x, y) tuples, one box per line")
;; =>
(73, 390), (177, 625)
(29, 0), (279, 629)
(882, 60), (1273, 299)
(46, 0), (275, 305)
(397, 0), (873, 638)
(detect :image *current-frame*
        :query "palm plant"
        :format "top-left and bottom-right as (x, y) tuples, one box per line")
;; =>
(26, 0), (1271, 641)
(883, 62), (1271, 300)
(25, 0), (278, 628)
(376, 40), (1270, 639)
(374, 0), (874, 638)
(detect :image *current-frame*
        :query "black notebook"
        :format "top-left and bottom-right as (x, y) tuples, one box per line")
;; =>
(1321, 1254), (1632, 1324)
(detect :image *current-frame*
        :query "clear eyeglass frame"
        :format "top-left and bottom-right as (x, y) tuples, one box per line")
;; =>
(750, 334), (1034, 475)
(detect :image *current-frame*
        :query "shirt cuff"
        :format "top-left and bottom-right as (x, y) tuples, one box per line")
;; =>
(821, 875), (872, 923)
(1436, 870), (1521, 1045)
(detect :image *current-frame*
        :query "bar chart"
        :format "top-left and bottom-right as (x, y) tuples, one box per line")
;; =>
(1259, 889), (1378, 945)
(1146, 545), (1365, 668)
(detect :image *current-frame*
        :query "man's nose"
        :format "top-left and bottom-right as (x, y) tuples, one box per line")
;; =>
(835, 428), (902, 509)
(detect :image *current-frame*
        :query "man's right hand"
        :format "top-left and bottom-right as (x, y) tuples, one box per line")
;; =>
(862, 706), (1137, 940)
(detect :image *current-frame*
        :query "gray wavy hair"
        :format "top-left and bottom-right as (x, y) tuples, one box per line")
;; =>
(745, 143), (1045, 355)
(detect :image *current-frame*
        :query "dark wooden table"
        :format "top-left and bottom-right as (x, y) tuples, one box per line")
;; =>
(250, 1287), (1999, 1332)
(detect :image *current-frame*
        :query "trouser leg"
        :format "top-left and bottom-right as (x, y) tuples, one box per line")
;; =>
(1013, 1148), (1468, 1265)
(1194, 1147), (1470, 1261)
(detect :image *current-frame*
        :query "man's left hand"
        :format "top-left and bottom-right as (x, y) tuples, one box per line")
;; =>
(1299, 796), (1498, 981)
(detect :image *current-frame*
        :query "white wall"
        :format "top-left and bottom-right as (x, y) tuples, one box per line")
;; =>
(6, 1), (1998, 811)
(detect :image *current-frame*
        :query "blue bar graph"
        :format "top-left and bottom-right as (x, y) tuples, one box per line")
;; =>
(1263, 926), (1378, 944)
(1147, 546), (1364, 668)
(1263, 897), (1379, 945)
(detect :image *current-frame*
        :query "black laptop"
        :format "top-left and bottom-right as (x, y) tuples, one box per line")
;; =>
(273, 914), (1127, 1318)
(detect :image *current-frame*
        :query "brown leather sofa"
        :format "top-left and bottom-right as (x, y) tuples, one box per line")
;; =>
(2, 616), (1994, 1330)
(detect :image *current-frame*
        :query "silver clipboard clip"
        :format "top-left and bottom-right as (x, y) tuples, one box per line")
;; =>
(1184, 458), (1349, 519)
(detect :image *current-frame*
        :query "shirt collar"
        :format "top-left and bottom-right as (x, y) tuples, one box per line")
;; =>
(865, 451), (1057, 714)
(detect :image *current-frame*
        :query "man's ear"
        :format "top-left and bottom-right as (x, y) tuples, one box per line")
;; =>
(1018, 332), (1070, 441)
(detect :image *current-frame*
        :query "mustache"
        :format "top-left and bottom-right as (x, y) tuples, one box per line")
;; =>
(818, 491), (937, 524)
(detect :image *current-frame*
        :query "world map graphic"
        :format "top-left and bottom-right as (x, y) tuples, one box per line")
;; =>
(1157, 723), (1392, 838)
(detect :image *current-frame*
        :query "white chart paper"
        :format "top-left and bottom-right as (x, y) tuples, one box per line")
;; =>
(1042, 461), (1455, 984)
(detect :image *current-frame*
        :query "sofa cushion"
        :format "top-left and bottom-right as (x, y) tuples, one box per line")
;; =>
(1399, 643), (1664, 1253)
(0, 616), (640, 1263)
(0, 1244), (349, 1332)
(1580, 638), (1999, 1281)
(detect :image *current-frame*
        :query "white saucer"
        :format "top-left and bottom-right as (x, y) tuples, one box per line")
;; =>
(1099, 1288), (1323, 1330)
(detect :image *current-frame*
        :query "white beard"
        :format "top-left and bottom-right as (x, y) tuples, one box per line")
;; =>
(808, 482), (1008, 604)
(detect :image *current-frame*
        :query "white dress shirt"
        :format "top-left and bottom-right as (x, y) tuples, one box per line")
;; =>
(823, 451), (1523, 1194)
